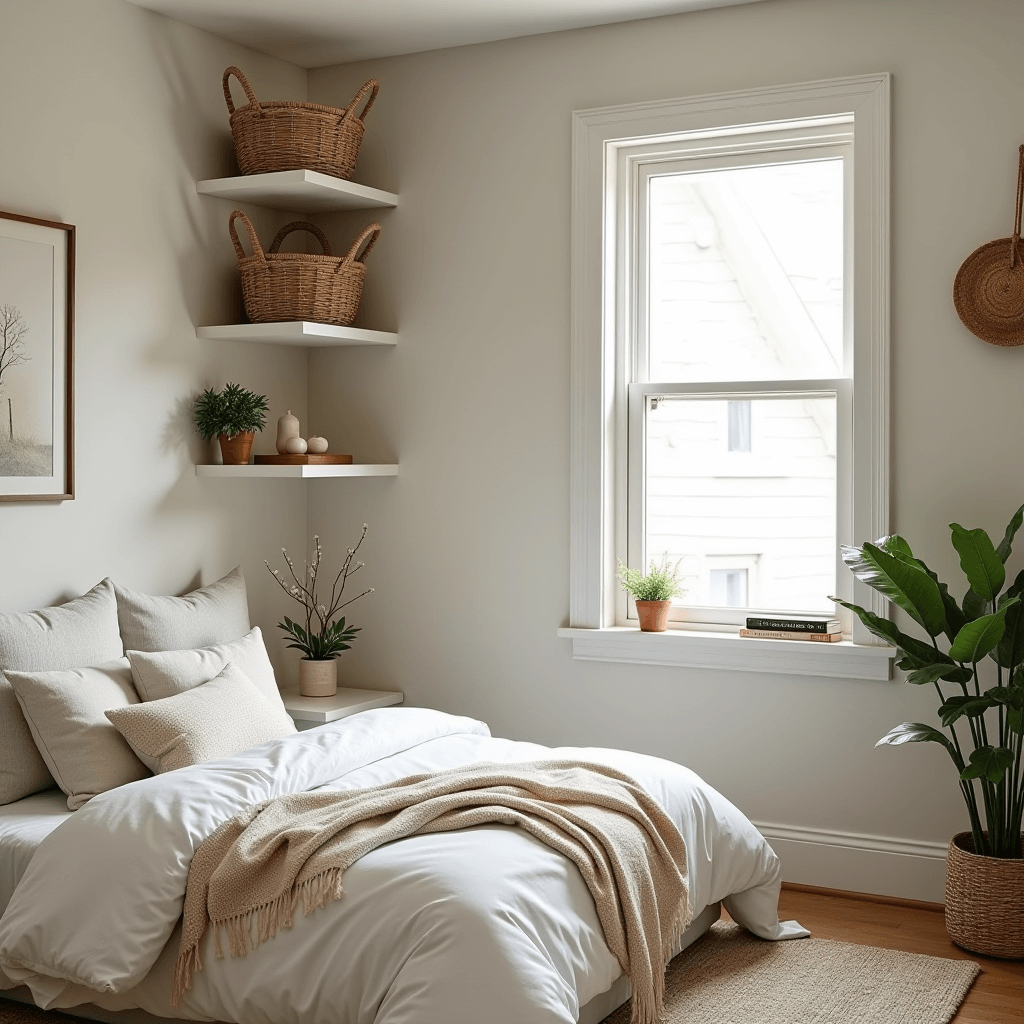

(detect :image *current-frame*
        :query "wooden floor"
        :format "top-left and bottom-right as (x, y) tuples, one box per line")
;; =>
(766, 884), (1024, 1024)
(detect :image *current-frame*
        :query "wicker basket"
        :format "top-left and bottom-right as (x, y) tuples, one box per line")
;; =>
(223, 66), (379, 179)
(945, 831), (1024, 959)
(229, 211), (381, 327)
(954, 144), (1024, 346)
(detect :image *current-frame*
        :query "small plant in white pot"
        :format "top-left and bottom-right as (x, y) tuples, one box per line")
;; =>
(617, 557), (682, 632)
(266, 526), (373, 696)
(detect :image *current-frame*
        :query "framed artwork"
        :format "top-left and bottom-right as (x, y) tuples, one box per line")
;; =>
(0, 211), (74, 502)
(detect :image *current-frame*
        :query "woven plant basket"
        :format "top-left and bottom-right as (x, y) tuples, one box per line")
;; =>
(229, 212), (380, 327)
(954, 144), (1024, 346)
(223, 66), (379, 179)
(945, 831), (1024, 959)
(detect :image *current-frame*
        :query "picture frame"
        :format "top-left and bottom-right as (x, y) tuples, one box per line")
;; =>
(0, 210), (75, 502)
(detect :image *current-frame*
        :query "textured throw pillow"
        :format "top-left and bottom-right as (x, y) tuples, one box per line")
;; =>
(5, 659), (151, 811)
(0, 579), (124, 805)
(114, 567), (250, 654)
(106, 662), (296, 774)
(126, 627), (286, 713)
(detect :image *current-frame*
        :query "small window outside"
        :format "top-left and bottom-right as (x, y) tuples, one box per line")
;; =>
(727, 401), (751, 453)
(709, 568), (748, 607)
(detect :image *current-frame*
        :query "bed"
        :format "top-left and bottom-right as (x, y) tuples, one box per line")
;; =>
(0, 707), (806, 1024)
(0, 572), (806, 1023)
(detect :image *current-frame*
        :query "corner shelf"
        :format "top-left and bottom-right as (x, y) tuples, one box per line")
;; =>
(196, 322), (397, 347)
(196, 464), (398, 479)
(196, 170), (398, 213)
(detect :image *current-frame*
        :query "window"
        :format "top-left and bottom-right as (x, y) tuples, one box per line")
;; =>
(565, 75), (892, 676)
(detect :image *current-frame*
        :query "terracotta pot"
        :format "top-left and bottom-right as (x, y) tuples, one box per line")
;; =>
(635, 599), (671, 632)
(218, 431), (255, 465)
(299, 657), (337, 697)
(945, 831), (1024, 959)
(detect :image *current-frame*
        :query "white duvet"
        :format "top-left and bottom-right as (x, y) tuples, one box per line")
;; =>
(0, 708), (806, 1023)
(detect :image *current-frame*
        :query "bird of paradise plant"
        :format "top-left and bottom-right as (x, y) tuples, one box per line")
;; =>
(835, 503), (1024, 859)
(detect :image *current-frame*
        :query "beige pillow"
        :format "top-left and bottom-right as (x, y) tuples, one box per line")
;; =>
(0, 579), (125, 805)
(127, 627), (286, 712)
(106, 662), (296, 774)
(114, 567), (250, 654)
(5, 659), (151, 810)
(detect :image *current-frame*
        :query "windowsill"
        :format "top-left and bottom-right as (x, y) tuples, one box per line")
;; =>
(556, 626), (894, 681)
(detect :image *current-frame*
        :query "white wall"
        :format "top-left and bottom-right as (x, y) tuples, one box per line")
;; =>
(306, 0), (1024, 901)
(0, 0), (311, 681)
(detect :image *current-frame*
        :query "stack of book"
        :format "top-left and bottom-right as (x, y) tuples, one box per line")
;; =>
(740, 616), (842, 642)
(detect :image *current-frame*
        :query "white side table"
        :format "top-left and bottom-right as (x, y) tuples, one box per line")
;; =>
(281, 685), (404, 731)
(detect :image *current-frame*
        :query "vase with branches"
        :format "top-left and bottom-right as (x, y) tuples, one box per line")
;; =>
(266, 525), (374, 696)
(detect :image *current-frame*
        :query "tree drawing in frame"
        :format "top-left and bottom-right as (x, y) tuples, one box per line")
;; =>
(0, 211), (74, 501)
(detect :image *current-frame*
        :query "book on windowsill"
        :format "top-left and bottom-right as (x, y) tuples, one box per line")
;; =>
(740, 629), (842, 643)
(745, 616), (841, 633)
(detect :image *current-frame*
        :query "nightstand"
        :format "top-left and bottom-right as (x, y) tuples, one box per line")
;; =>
(281, 685), (404, 731)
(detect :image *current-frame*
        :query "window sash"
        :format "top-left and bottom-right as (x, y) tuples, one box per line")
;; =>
(625, 380), (853, 628)
(631, 136), (854, 387)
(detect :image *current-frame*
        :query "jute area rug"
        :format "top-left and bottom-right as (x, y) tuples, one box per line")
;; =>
(602, 921), (980, 1024)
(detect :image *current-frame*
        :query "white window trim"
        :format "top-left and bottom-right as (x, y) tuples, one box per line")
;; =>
(562, 73), (893, 681)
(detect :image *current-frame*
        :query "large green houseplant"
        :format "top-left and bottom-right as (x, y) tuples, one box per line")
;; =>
(836, 505), (1024, 957)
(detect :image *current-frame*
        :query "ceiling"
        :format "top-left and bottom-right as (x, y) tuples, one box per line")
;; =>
(125, 0), (770, 68)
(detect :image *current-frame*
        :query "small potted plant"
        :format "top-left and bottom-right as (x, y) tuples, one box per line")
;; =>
(266, 525), (374, 696)
(194, 382), (269, 465)
(617, 557), (682, 632)
(835, 505), (1024, 958)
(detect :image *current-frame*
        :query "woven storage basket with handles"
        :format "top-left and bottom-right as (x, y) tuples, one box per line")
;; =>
(945, 831), (1024, 959)
(223, 66), (379, 179)
(229, 211), (381, 327)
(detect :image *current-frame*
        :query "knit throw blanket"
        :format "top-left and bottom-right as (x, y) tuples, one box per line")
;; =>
(172, 760), (690, 1024)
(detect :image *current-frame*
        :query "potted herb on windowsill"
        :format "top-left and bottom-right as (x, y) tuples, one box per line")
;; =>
(266, 526), (373, 697)
(194, 382), (269, 465)
(617, 558), (682, 632)
(835, 505), (1024, 959)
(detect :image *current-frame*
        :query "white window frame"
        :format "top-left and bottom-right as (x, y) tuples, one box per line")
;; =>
(560, 74), (894, 681)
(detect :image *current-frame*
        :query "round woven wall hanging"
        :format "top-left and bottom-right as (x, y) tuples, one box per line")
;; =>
(954, 144), (1024, 346)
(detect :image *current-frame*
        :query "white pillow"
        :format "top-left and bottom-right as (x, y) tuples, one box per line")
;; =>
(6, 659), (151, 810)
(0, 579), (124, 805)
(127, 627), (286, 713)
(106, 662), (296, 773)
(114, 567), (250, 654)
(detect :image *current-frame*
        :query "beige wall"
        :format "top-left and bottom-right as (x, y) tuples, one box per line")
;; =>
(307, 0), (1024, 900)
(0, 0), (310, 680)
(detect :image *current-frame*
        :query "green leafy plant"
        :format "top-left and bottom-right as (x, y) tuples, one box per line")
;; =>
(836, 503), (1024, 859)
(193, 382), (269, 440)
(617, 556), (683, 602)
(266, 526), (374, 661)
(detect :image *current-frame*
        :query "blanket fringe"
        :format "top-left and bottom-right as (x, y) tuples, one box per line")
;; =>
(625, 885), (690, 1024)
(172, 869), (346, 1007)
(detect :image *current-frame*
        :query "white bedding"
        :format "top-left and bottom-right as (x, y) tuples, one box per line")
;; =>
(0, 708), (806, 1023)
(0, 791), (71, 918)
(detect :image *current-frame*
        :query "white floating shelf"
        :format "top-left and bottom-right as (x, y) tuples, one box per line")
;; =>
(196, 463), (398, 479)
(196, 170), (398, 213)
(197, 322), (397, 347)
(281, 685), (403, 724)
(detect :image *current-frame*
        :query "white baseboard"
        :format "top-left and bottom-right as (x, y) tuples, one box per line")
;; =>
(755, 821), (948, 904)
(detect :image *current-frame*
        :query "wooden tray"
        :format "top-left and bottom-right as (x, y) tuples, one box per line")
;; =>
(253, 454), (353, 465)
